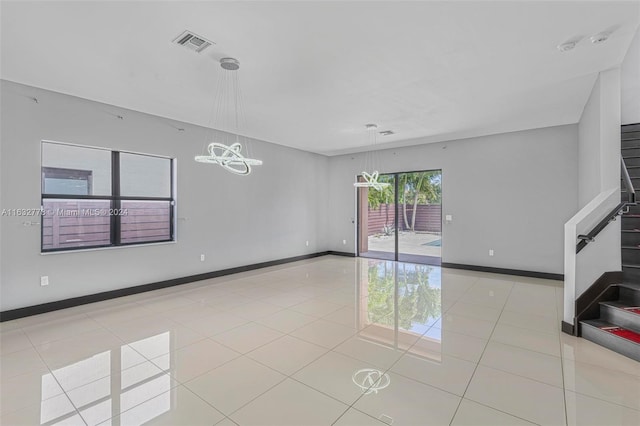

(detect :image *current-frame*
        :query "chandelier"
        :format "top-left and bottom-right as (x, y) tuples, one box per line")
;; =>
(195, 58), (263, 175)
(353, 124), (390, 190)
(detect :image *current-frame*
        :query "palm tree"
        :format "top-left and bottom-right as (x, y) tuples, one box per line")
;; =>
(367, 171), (441, 232)
(409, 171), (440, 231)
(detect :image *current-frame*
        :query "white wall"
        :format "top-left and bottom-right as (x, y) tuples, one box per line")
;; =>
(0, 80), (330, 311)
(621, 28), (640, 125)
(564, 69), (622, 325)
(578, 77), (602, 208)
(327, 125), (579, 275)
(0, 79), (584, 312)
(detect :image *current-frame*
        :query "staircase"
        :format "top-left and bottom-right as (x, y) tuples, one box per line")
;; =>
(580, 123), (640, 362)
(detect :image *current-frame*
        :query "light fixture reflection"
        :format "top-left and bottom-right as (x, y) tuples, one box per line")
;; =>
(352, 368), (391, 395)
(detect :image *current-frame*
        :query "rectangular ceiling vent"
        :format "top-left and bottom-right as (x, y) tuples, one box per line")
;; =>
(173, 30), (214, 53)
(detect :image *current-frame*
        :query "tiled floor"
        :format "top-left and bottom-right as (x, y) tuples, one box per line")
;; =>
(1, 256), (639, 425)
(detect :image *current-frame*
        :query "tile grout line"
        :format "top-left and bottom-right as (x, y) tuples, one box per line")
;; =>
(413, 273), (484, 425)
(447, 279), (515, 425)
(555, 286), (570, 426)
(330, 274), (485, 425)
(0, 261), (351, 424)
(23, 326), (89, 426)
(3, 259), (594, 425)
(176, 309), (358, 423)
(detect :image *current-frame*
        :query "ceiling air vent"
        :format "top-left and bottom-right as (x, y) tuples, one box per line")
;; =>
(173, 30), (214, 53)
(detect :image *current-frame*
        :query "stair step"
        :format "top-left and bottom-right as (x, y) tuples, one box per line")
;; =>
(621, 233), (640, 248)
(602, 326), (640, 343)
(621, 232), (640, 245)
(623, 203), (640, 212)
(599, 301), (640, 333)
(580, 319), (640, 361)
(622, 123), (640, 132)
(622, 250), (640, 265)
(619, 283), (640, 305)
(622, 142), (640, 151)
(622, 129), (640, 139)
(619, 281), (640, 290)
(622, 265), (640, 284)
(623, 157), (640, 167)
(602, 300), (640, 314)
(622, 215), (640, 232)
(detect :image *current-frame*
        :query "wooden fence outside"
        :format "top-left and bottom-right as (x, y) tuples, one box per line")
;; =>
(367, 203), (441, 236)
(42, 200), (170, 250)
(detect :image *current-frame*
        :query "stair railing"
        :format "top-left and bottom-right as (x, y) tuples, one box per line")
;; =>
(576, 156), (636, 253)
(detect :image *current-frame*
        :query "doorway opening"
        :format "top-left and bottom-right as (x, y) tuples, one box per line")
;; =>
(357, 170), (442, 265)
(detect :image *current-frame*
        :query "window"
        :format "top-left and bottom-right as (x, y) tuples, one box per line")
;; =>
(41, 141), (175, 252)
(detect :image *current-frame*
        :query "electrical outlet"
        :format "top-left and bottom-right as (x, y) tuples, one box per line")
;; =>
(306, 240), (309, 247)
(489, 249), (494, 256)
(200, 254), (205, 262)
(40, 276), (49, 286)
(343, 239), (347, 245)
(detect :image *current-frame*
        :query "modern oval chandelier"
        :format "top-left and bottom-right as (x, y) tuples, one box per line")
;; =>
(195, 58), (263, 175)
(353, 124), (390, 190)
(195, 142), (262, 175)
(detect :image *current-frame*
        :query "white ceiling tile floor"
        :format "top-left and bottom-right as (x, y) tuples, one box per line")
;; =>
(1, 256), (637, 425)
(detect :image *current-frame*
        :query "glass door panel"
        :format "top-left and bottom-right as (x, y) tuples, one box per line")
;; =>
(358, 174), (395, 260)
(397, 171), (442, 265)
(358, 170), (442, 265)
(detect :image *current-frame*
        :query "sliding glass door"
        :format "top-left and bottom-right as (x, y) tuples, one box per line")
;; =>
(358, 170), (442, 265)
(397, 171), (442, 263)
(357, 174), (396, 261)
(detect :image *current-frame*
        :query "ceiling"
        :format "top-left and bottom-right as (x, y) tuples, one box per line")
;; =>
(1, 1), (639, 155)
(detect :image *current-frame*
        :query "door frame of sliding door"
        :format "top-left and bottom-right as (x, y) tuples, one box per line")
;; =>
(356, 168), (442, 263)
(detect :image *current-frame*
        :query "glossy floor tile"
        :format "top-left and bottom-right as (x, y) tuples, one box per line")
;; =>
(465, 365), (566, 425)
(101, 386), (226, 426)
(184, 356), (285, 415)
(353, 372), (461, 425)
(451, 399), (536, 425)
(231, 378), (348, 425)
(1, 256), (637, 425)
(246, 335), (327, 375)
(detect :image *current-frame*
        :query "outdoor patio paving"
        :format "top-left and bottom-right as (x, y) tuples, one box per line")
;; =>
(367, 231), (442, 258)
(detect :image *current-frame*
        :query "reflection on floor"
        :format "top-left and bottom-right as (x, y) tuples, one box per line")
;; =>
(360, 250), (442, 266)
(1, 256), (639, 425)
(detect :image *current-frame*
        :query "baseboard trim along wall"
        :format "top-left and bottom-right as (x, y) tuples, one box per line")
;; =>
(561, 321), (575, 335)
(441, 262), (564, 281)
(326, 251), (356, 257)
(1, 251), (352, 322)
(2, 253), (561, 322)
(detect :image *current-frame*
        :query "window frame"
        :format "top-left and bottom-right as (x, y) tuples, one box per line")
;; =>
(41, 141), (176, 253)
